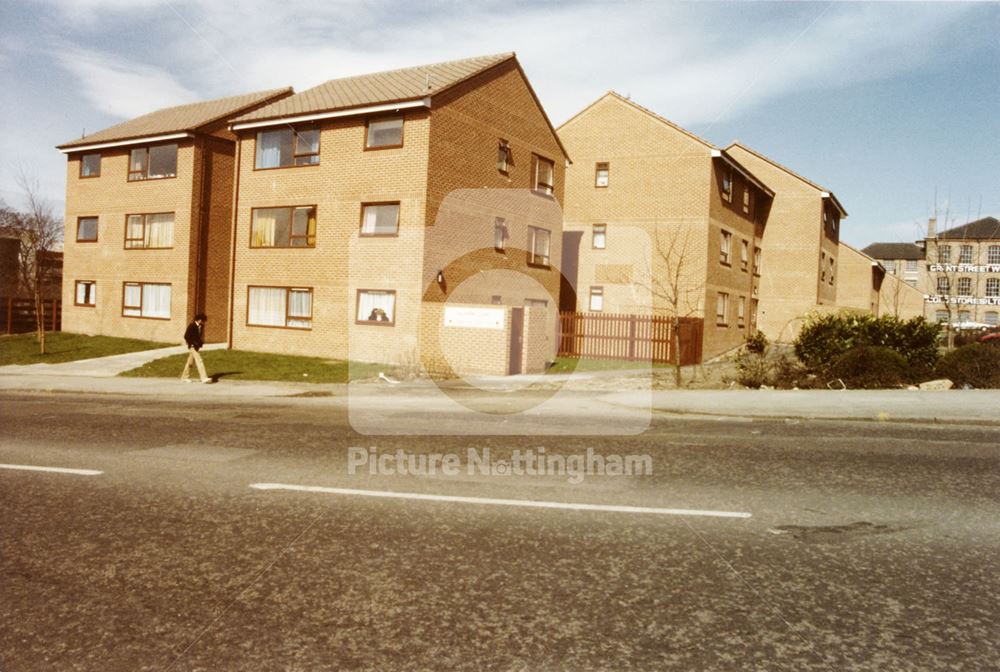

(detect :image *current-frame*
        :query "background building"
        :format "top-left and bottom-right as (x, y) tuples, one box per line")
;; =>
(921, 216), (1000, 327)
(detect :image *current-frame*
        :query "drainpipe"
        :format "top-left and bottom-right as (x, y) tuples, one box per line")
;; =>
(227, 135), (242, 349)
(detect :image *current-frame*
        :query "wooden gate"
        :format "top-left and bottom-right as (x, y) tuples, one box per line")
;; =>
(2, 297), (62, 335)
(558, 312), (703, 365)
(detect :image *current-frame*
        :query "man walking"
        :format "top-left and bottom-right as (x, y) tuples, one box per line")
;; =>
(181, 313), (212, 384)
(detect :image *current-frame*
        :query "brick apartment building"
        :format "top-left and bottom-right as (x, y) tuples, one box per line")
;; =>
(920, 216), (1000, 326)
(57, 88), (293, 343)
(558, 92), (773, 360)
(725, 143), (847, 342)
(225, 53), (568, 374)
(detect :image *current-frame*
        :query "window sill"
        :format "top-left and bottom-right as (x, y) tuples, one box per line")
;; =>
(252, 163), (321, 172)
(355, 320), (395, 327)
(127, 175), (177, 182)
(247, 323), (312, 331)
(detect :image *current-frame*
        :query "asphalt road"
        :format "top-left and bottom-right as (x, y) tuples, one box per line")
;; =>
(1, 391), (999, 671)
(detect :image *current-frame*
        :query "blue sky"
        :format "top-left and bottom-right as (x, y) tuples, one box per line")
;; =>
(1, 0), (997, 247)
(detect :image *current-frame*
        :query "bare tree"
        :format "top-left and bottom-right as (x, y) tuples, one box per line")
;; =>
(638, 224), (704, 387)
(7, 172), (63, 353)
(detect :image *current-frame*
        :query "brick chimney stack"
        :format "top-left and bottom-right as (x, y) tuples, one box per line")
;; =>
(927, 216), (937, 238)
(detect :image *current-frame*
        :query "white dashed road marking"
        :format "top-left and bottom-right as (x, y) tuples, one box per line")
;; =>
(0, 463), (103, 476)
(249, 483), (752, 519)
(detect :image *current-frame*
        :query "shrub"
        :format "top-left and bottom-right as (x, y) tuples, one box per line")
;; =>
(745, 330), (769, 355)
(771, 352), (814, 389)
(734, 351), (770, 388)
(827, 346), (909, 389)
(935, 344), (1000, 389)
(794, 313), (939, 372)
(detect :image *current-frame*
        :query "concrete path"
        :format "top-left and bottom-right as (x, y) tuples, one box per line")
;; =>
(0, 342), (227, 377)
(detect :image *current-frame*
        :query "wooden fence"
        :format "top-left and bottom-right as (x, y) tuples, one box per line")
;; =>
(2, 297), (62, 335)
(558, 312), (703, 365)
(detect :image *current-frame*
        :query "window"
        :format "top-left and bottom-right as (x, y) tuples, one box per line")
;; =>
(356, 290), (396, 325)
(716, 292), (730, 325)
(753, 247), (762, 276)
(360, 203), (400, 236)
(251, 207), (316, 247)
(491, 295), (502, 305)
(959, 310), (971, 322)
(595, 162), (609, 188)
(906, 260), (918, 273)
(957, 277), (972, 296)
(75, 281), (96, 306)
(985, 311), (999, 326)
(737, 296), (746, 326)
(589, 286), (604, 312)
(721, 168), (733, 202)
(742, 188), (752, 215)
(820, 252), (827, 283)
(125, 213), (173, 248)
(938, 245), (951, 263)
(989, 246), (1000, 264)
(525, 298), (548, 308)
(592, 224), (606, 249)
(719, 230), (732, 265)
(497, 140), (512, 173)
(128, 144), (177, 180)
(255, 128), (319, 169)
(247, 286), (312, 328)
(884, 260), (896, 273)
(528, 226), (551, 266)
(937, 277), (950, 293)
(122, 282), (171, 319)
(959, 245), (974, 264)
(533, 155), (554, 196)
(935, 310), (949, 323)
(494, 217), (508, 251)
(80, 153), (101, 178)
(76, 216), (98, 242)
(751, 299), (759, 326)
(986, 277), (1000, 297)
(829, 257), (835, 285)
(740, 240), (749, 271)
(365, 117), (403, 149)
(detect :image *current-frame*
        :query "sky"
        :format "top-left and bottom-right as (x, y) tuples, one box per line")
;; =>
(1, 0), (997, 248)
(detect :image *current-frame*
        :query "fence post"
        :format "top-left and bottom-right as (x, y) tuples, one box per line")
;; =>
(5, 297), (11, 335)
(51, 299), (57, 331)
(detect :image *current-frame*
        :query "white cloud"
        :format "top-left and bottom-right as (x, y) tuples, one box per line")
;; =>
(55, 48), (199, 119)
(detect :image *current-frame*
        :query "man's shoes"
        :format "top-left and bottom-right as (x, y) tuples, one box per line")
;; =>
(201, 378), (213, 384)
(182, 379), (193, 384)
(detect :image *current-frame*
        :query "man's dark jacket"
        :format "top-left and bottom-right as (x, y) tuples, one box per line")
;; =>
(184, 322), (204, 351)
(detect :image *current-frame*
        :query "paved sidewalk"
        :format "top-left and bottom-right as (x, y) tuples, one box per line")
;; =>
(0, 342), (226, 377)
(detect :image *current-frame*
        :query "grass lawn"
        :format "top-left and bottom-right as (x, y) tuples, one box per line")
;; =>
(0, 332), (172, 366)
(546, 356), (674, 374)
(120, 348), (384, 384)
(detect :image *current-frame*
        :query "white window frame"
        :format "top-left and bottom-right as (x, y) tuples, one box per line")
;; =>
(589, 286), (604, 312)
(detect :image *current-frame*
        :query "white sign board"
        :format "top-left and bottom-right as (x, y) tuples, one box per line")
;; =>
(443, 306), (506, 330)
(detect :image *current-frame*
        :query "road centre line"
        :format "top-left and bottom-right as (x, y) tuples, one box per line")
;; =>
(249, 483), (752, 519)
(0, 463), (103, 476)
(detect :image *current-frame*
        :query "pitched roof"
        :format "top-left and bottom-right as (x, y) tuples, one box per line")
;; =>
(726, 141), (847, 217)
(558, 91), (772, 196)
(232, 53), (514, 123)
(937, 216), (1000, 240)
(861, 242), (925, 261)
(57, 87), (293, 150)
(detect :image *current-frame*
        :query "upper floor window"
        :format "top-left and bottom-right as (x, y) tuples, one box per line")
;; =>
(884, 260), (896, 273)
(76, 216), (98, 242)
(737, 296), (746, 326)
(753, 247), (762, 276)
(937, 277), (950, 293)
(740, 240), (749, 271)
(592, 224), (607, 249)
(721, 168), (733, 202)
(743, 188), (752, 216)
(959, 245), (974, 264)
(125, 213), (173, 249)
(989, 245), (1000, 264)
(251, 206), (316, 248)
(123, 282), (171, 319)
(365, 118), (403, 149)
(357, 289), (396, 325)
(360, 203), (400, 236)
(497, 140), (512, 173)
(906, 260), (918, 273)
(957, 277), (973, 296)
(494, 217), (508, 251)
(716, 292), (729, 325)
(938, 245), (951, 263)
(255, 128), (319, 169)
(528, 226), (551, 266)
(828, 257), (835, 285)
(129, 144), (177, 181)
(986, 277), (1000, 297)
(595, 162), (609, 188)
(75, 280), (96, 307)
(80, 153), (101, 178)
(533, 155), (554, 196)
(719, 230), (732, 265)
(248, 286), (313, 329)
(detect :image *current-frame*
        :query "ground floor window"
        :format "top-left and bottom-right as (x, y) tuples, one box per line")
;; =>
(589, 286), (604, 312)
(357, 290), (395, 325)
(985, 311), (998, 326)
(122, 282), (171, 319)
(75, 280), (96, 306)
(716, 292), (729, 325)
(935, 310), (949, 323)
(737, 296), (746, 326)
(247, 286), (312, 328)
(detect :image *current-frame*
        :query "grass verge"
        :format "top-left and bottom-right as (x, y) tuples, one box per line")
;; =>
(0, 332), (172, 366)
(120, 348), (383, 384)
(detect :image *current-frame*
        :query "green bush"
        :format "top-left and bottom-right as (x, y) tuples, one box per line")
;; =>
(794, 313), (939, 372)
(935, 344), (1000, 389)
(828, 346), (910, 389)
(745, 330), (769, 355)
(734, 351), (770, 388)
